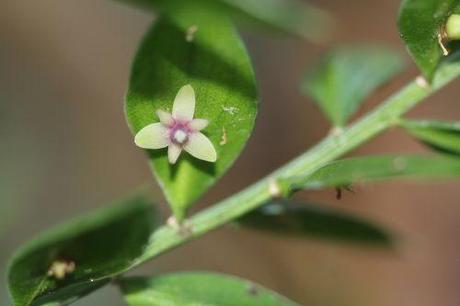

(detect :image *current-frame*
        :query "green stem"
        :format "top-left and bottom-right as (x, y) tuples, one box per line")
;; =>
(135, 55), (460, 265)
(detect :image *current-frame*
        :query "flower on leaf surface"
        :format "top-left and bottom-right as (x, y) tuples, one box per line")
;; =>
(135, 85), (217, 164)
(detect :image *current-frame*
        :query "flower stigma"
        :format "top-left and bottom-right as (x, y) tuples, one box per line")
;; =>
(172, 126), (189, 144)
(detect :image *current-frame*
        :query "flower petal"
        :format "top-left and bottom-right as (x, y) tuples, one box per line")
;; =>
(168, 144), (182, 164)
(184, 132), (217, 162)
(134, 123), (169, 149)
(172, 84), (195, 121)
(189, 118), (209, 131)
(156, 109), (174, 126)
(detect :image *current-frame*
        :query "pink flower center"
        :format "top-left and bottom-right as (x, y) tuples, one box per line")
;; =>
(170, 122), (190, 145)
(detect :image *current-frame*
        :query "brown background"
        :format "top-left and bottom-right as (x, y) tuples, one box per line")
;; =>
(1, 0), (460, 305)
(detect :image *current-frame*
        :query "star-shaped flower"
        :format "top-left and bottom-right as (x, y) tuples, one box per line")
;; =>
(135, 85), (217, 164)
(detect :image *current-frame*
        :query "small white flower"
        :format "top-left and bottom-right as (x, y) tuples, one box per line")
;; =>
(135, 84), (217, 164)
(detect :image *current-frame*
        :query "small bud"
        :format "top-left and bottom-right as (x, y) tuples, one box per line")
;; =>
(268, 179), (282, 198)
(415, 75), (429, 88)
(446, 14), (460, 40)
(219, 127), (227, 146)
(47, 260), (75, 280)
(329, 126), (344, 137)
(438, 33), (449, 56)
(185, 25), (198, 42)
(167, 216), (180, 229)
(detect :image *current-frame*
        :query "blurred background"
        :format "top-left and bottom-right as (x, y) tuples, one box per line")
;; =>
(2, 0), (460, 305)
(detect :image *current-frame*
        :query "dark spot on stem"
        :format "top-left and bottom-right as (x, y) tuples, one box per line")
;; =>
(247, 284), (259, 296)
(335, 185), (354, 200)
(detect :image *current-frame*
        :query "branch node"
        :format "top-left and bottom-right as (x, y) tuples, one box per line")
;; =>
(329, 126), (344, 137)
(415, 76), (429, 89)
(167, 216), (193, 237)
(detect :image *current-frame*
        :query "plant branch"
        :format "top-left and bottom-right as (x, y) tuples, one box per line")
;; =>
(134, 54), (460, 265)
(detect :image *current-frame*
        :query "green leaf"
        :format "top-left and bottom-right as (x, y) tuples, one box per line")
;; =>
(289, 155), (460, 190)
(301, 45), (404, 126)
(8, 193), (159, 306)
(119, 272), (299, 306)
(116, 0), (331, 42)
(401, 120), (460, 155)
(125, 9), (257, 220)
(239, 200), (392, 245)
(398, 0), (459, 80)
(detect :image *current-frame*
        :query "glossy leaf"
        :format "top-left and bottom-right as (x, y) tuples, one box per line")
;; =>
(125, 9), (257, 220)
(398, 0), (459, 80)
(8, 193), (159, 306)
(289, 155), (460, 190)
(120, 272), (299, 306)
(240, 200), (391, 245)
(401, 120), (460, 156)
(301, 45), (404, 126)
(116, 0), (331, 42)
